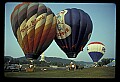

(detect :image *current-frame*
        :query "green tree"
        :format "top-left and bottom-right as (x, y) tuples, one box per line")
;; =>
(97, 62), (104, 66)
(101, 58), (111, 65)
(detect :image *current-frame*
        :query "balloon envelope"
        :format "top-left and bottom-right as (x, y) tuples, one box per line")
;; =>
(87, 42), (105, 62)
(55, 8), (93, 58)
(11, 2), (56, 60)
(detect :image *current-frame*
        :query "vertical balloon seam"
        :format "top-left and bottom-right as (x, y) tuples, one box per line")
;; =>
(39, 13), (54, 53)
(76, 10), (87, 53)
(12, 8), (19, 37)
(11, 3), (23, 25)
(24, 3), (31, 56)
(17, 3), (28, 54)
(43, 14), (56, 47)
(29, 3), (38, 54)
(23, 3), (30, 55)
(67, 9), (73, 53)
(11, 7), (19, 38)
(26, 3), (38, 55)
(18, 4), (27, 26)
(64, 9), (71, 52)
(42, 9), (55, 47)
(10, 8), (15, 37)
(33, 4), (46, 56)
(16, 4), (23, 53)
(36, 7), (52, 55)
(73, 9), (82, 53)
(16, 6), (21, 49)
(33, 3), (47, 55)
(80, 13), (88, 49)
(78, 12), (92, 53)
(79, 24), (89, 51)
(32, 3), (39, 55)
(39, 8), (53, 52)
(71, 8), (78, 53)
(18, 3), (28, 54)
(69, 8), (74, 52)
(74, 10), (81, 54)
(77, 10), (84, 52)
(18, 4), (29, 54)
(23, 3), (31, 54)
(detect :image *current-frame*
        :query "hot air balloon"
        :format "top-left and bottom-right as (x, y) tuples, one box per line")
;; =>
(55, 8), (93, 58)
(10, 2), (57, 61)
(87, 42), (105, 65)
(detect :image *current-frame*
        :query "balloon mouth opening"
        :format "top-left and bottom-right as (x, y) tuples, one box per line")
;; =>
(66, 52), (78, 58)
(25, 53), (39, 60)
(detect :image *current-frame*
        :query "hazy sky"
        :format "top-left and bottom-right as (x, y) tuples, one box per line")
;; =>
(5, 2), (116, 62)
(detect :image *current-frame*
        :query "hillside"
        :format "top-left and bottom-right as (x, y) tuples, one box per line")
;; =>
(4, 56), (93, 66)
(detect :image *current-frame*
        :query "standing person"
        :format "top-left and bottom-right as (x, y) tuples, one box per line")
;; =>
(19, 64), (22, 71)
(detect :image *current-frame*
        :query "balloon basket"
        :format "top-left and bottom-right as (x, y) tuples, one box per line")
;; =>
(66, 52), (78, 58)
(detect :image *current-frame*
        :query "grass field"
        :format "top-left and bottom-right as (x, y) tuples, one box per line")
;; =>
(4, 67), (115, 78)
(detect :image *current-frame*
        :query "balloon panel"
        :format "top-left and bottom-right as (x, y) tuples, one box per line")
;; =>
(88, 52), (103, 62)
(55, 8), (93, 58)
(11, 3), (56, 60)
(87, 42), (105, 54)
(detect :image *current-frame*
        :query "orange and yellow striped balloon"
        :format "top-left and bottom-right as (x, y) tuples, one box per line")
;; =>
(11, 2), (57, 60)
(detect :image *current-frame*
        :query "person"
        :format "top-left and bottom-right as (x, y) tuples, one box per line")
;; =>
(19, 64), (22, 71)
(69, 62), (76, 70)
(29, 64), (33, 68)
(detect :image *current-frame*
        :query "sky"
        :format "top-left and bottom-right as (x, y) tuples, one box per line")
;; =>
(5, 2), (116, 62)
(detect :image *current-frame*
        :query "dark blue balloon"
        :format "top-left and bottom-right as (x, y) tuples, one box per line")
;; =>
(55, 8), (93, 58)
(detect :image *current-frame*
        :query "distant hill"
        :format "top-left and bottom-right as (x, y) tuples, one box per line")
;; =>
(4, 56), (93, 66)
(4, 56), (13, 60)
